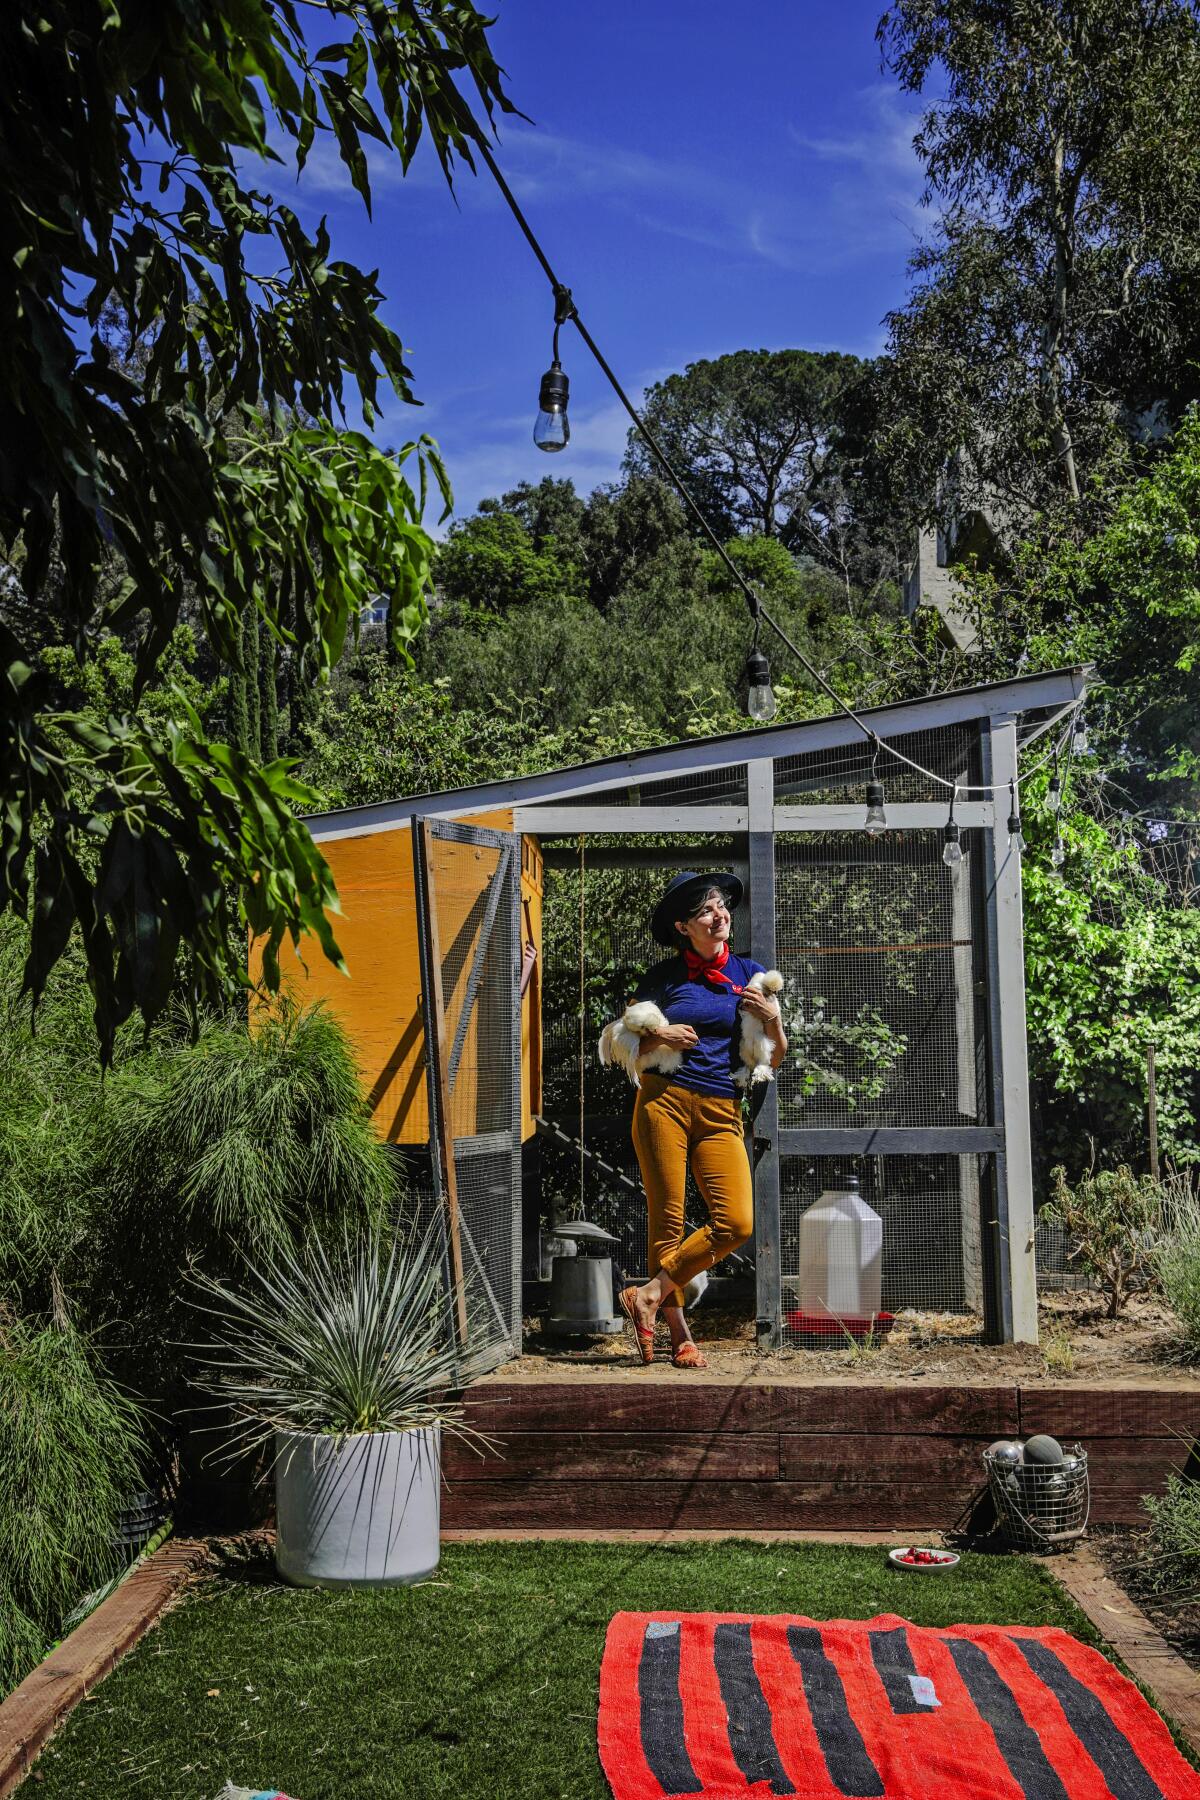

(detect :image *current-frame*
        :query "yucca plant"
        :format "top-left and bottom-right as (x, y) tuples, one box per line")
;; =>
(189, 1221), (490, 1462)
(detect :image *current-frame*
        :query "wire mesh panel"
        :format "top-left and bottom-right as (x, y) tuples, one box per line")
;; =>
(538, 845), (751, 1271)
(775, 832), (987, 1130)
(528, 719), (1016, 1347)
(1033, 1215), (1093, 1292)
(780, 1154), (993, 1346)
(577, 764), (749, 809)
(415, 819), (522, 1377)
(775, 724), (976, 805)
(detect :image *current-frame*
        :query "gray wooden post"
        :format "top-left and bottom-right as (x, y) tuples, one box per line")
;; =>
(747, 758), (783, 1350)
(982, 717), (1039, 1343)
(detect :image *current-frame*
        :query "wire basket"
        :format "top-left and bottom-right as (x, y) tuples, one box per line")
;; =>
(984, 1445), (1089, 1552)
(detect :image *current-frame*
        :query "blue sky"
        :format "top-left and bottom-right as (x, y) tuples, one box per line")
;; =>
(276, 2), (930, 524)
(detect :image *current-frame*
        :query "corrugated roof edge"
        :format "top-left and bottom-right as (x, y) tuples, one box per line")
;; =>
(304, 665), (1092, 841)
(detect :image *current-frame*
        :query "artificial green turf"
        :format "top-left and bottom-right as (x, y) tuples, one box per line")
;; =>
(27, 1539), (1170, 1799)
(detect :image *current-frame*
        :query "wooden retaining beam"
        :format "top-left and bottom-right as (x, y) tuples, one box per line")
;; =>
(0, 1538), (210, 1798)
(443, 1379), (1200, 1533)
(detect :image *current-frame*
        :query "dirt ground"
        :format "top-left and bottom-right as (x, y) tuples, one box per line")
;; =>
(1092, 1525), (1200, 1675)
(502, 1289), (1200, 1386)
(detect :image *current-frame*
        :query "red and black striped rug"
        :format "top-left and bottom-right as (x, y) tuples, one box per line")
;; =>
(598, 1612), (1199, 1799)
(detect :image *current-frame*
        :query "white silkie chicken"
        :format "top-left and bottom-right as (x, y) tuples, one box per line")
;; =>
(597, 1001), (682, 1087)
(733, 969), (785, 1088)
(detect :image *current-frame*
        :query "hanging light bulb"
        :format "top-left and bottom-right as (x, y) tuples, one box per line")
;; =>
(1050, 836), (1066, 868)
(863, 739), (886, 835)
(1007, 780), (1026, 855)
(533, 361), (570, 452)
(1047, 771), (1063, 814)
(864, 780), (887, 834)
(943, 787), (963, 867)
(744, 641), (777, 722)
(1072, 712), (1089, 756)
(533, 285), (575, 454)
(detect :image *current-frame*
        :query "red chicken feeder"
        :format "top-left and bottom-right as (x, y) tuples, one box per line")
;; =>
(785, 1310), (895, 1345)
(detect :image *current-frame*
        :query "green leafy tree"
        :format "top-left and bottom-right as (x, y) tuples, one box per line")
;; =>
(0, 0), (514, 1055)
(956, 411), (1200, 819)
(581, 476), (696, 612)
(1022, 779), (1200, 1173)
(481, 478), (590, 565)
(875, 0), (1200, 521)
(434, 510), (582, 626)
(624, 349), (887, 600)
(300, 654), (533, 809)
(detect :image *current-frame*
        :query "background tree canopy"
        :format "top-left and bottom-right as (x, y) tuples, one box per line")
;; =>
(0, 0), (512, 1055)
(871, 0), (1200, 526)
(624, 348), (902, 606)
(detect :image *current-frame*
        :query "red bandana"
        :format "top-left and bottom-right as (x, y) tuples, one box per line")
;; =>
(681, 941), (742, 993)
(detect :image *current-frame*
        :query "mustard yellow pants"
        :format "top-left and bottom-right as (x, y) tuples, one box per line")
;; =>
(631, 1074), (754, 1306)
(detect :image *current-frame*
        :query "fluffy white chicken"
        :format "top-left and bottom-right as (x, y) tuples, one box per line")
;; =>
(597, 1000), (683, 1088)
(733, 969), (785, 1088)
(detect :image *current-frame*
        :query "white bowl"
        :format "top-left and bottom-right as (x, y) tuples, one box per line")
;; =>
(888, 1546), (960, 1573)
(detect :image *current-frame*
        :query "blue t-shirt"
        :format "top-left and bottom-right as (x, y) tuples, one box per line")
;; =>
(632, 952), (766, 1098)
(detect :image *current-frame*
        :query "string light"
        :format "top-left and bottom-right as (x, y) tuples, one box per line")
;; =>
(1050, 836), (1066, 869)
(1047, 769), (1063, 814)
(942, 786), (963, 868)
(744, 623), (777, 722)
(1007, 779), (1026, 855)
(533, 286), (575, 453)
(1072, 711), (1089, 756)
(864, 737), (887, 836)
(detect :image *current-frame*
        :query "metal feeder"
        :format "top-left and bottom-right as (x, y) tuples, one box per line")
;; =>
(545, 1219), (623, 1337)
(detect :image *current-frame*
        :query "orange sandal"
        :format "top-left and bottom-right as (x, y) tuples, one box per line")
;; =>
(618, 1285), (656, 1365)
(671, 1342), (707, 1370)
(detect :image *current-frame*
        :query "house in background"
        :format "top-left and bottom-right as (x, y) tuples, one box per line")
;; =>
(903, 525), (981, 654)
(902, 451), (1020, 656)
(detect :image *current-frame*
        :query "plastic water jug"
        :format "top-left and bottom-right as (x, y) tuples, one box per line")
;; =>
(796, 1176), (883, 1319)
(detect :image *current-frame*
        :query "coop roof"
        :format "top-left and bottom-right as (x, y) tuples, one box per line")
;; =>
(305, 665), (1090, 842)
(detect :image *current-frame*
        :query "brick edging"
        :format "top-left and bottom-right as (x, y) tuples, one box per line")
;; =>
(0, 1538), (211, 1797)
(1045, 1545), (1200, 1755)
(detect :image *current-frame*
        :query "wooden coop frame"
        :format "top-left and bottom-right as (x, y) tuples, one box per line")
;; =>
(269, 666), (1090, 1361)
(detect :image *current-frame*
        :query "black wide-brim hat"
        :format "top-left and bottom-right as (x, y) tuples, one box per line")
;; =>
(650, 870), (744, 948)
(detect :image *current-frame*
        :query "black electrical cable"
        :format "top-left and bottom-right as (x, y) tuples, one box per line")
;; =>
(414, 20), (1079, 793)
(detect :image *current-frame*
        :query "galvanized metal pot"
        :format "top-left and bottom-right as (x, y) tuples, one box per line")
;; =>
(274, 1424), (441, 1588)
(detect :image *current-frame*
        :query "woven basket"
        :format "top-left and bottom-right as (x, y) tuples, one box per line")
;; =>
(984, 1444), (1089, 1552)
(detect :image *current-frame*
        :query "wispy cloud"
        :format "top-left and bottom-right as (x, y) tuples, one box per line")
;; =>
(250, 93), (929, 280)
(785, 83), (931, 264)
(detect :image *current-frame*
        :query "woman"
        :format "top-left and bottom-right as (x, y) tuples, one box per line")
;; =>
(617, 871), (787, 1369)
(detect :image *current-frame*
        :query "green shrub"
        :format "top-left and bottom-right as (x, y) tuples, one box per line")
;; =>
(1143, 1472), (1200, 1585)
(91, 997), (402, 1419)
(102, 996), (395, 1249)
(0, 1315), (146, 1691)
(0, 922), (106, 1304)
(1040, 1162), (1163, 1318)
(1157, 1172), (1200, 1352)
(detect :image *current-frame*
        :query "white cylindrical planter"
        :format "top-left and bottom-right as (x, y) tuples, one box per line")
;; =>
(274, 1424), (441, 1588)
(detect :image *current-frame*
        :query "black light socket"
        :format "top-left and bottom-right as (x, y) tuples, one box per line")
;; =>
(538, 362), (569, 411)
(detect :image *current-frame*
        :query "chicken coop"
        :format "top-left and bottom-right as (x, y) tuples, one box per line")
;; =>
(265, 666), (1089, 1372)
